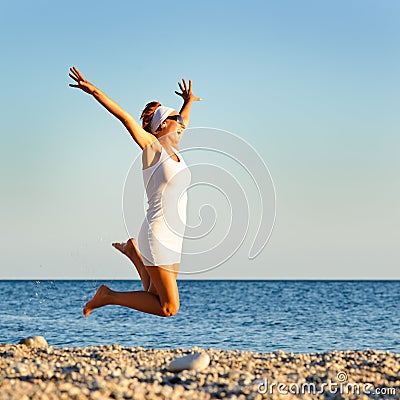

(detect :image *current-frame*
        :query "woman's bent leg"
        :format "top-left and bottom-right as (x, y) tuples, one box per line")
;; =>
(146, 264), (178, 295)
(145, 264), (180, 316)
(83, 285), (167, 317)
(83, 264), (179, 317)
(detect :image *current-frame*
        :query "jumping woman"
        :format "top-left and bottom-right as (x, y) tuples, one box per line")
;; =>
(68, 67), (201, 317)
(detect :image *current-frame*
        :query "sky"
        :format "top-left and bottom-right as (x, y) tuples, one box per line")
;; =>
(0, 0), (399, 279)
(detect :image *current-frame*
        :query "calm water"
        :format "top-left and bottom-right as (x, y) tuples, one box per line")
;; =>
(1, 280), (399, 354)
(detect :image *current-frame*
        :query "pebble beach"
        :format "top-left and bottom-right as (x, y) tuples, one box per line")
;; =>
(0, 343), (399, 400)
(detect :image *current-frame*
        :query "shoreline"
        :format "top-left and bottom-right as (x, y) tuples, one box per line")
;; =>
(0, 344), (399, 399)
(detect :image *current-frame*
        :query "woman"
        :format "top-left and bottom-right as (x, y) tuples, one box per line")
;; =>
(68, 67), (201, 317)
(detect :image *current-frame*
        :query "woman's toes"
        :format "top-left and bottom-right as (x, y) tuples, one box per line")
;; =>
(112, 242), (125, 252)
(83, 304), (90, 317)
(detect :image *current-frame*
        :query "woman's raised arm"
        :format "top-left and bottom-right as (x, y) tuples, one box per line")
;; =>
(69, 66), (156, 150)
(175, 78), (202, 127)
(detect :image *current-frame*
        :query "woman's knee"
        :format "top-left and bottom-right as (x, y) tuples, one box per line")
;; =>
(161, 300), (180, 317)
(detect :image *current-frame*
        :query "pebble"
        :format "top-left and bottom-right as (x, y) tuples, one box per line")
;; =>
(0, 344), (398, 399)
(18, 336), (48, 348)
(168, 352), (210, 372)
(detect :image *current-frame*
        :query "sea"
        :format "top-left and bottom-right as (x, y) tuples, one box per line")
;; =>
(1, 280), (399, 354)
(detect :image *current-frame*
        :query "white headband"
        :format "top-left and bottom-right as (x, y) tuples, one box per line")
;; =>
(150, 106), (175, 133)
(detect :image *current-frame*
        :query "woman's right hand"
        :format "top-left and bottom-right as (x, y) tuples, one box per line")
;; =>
(69, 66), (96, 95)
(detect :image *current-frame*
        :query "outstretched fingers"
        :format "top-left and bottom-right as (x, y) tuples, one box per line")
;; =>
(175, 78), (202, 101)
(69, 66), (87, 84)
(71, 66), (85, 80)
(69, 72), (79, 83)
(182, 78), (188, 91)
(69, 67), (78, 79)
(68, 70), (82, 89)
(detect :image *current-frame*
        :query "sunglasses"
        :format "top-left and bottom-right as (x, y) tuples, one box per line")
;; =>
(166, 114), (185, 126)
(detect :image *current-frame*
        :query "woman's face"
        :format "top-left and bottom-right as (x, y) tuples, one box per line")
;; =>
(156, 111), (186, 145)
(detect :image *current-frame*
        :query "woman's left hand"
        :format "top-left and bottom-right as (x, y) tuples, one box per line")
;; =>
(69, 66), (96, 95)
(175, 79), (202, 103)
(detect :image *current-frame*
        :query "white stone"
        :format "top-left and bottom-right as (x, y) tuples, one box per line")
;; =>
(167, 352), (210, 372)
(19, 336), (48, 348)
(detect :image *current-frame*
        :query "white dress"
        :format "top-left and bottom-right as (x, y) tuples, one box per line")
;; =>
(138, 145), (191, 266)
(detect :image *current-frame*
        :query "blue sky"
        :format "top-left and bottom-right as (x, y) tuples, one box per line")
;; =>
(1, 0), (399, 279)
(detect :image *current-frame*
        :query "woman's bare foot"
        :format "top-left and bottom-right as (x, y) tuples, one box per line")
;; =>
(112, 238), (151, 291)
(83, 285), (112, 317)
(112, 238), (138, 260)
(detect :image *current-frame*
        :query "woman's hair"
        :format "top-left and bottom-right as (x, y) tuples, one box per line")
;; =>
(141, 101), (161, 133)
